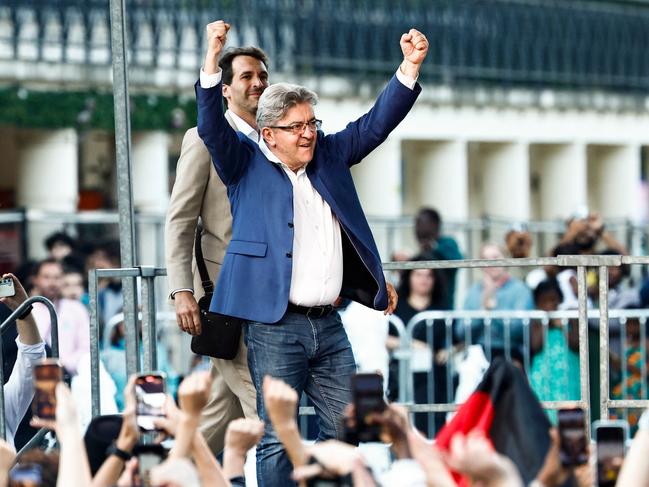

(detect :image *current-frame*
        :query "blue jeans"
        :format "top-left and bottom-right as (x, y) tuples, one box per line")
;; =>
(245, 311), (356, 487)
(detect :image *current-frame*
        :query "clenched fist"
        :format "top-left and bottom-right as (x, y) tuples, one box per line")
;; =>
(399, 28), (428, 79)
(204, 20), (230, 74)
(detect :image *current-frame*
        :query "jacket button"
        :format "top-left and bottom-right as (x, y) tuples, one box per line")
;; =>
(286, 252), (292, 258)
(288, 222), (294, 228)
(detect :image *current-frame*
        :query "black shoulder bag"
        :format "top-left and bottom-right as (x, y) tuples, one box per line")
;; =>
(190, 229), (243, 360)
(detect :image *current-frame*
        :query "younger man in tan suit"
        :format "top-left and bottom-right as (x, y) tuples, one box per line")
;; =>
(165, 46), (269, 454)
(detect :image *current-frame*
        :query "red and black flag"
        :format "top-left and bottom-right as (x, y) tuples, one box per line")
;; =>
(435, 357), (551, 485)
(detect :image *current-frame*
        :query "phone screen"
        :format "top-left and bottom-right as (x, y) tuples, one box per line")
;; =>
(0, 278), (16, 298)
(135, 374), (166, 431)
(596, 425), (625, 487)
(9, 464), (42, 487)
(352, 373), (385, 443)
(32, 360), (63, 420)
(557, 408), (587, 466)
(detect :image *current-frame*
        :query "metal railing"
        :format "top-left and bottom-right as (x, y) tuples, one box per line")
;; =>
(4, 0), (649, 92)
(87, 265), (167, 418)
(395, 308), (649, 436)
(0, 296), (59, 454)
(77, 254), (649, 434)
(3, 208), (647, 279)
(384, 254), (649, 438)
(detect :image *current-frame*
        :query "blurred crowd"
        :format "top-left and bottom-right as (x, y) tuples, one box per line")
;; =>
(0, 233), (180, 449)
(1, 208), (649, 485)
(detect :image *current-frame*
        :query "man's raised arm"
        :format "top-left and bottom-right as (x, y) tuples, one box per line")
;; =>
(325, 28), (429, 167)
(196, 20), (253, 185)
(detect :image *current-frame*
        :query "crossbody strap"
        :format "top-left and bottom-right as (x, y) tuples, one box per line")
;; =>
(194, 222), (214, 295)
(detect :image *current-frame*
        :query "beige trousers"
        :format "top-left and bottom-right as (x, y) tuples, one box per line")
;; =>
(194, 257), (258, 455)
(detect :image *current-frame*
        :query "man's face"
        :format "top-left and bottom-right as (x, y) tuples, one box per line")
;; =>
(264, 102), (317, 170)
(34, 262), (63, 301)
(222, 55), (269, 117)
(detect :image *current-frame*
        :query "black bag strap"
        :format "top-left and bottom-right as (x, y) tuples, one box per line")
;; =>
(194, 222), (214, 295)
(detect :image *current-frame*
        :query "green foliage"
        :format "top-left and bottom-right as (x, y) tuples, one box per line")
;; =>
(0, 87), (198, 132)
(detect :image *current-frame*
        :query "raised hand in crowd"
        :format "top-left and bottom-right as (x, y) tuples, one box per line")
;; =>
(0, 439), (16, 487)
(154, 371), (230, 487)
(31, 382), (92, 487)
(0, 273), (42, 345)
(368, 403), (411, 459)
(263, 375), (308, 468)
(203, 19), (230, 74)
(162, 371), (211, 459)
(150, 457), (201, 487)
(407, 429), (456, 487)
(223, 418), (264, 480)
(533, 428), (593, 487)
(91, 376), (139, 487)
(292, 440), (363, 483)
(445, 432), (522, 487)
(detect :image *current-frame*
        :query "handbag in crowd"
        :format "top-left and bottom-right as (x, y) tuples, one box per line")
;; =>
(190, 226), (243, 360)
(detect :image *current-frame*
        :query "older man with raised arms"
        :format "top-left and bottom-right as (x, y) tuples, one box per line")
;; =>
(196, 20), (428, 486)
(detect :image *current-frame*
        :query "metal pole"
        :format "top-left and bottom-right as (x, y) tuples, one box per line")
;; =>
(88, 269), (101, 418)
(109, 0), (139, 378)
(577, 266), (591, 439)
(140, 266), (158, 372)
(599, 265), (610, 420)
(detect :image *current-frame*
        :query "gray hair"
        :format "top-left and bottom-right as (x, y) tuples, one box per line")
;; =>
(256, 83), (319, 128)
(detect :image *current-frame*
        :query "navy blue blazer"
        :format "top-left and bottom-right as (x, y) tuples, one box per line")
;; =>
(196, 75), (421, 323)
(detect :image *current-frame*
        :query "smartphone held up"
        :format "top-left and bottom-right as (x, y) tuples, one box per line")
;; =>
(557, 408), (588, 467)
(135, 372), (167, 432)
(0, 277), (15, 298)
(595, 420), (628, 487)
(32, 359), (63, 420)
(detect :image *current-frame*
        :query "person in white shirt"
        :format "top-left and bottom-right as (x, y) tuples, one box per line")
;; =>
(0, 273), (46, 447)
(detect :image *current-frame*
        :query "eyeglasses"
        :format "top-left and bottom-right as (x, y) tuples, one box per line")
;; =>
(268, 119), (322, 135)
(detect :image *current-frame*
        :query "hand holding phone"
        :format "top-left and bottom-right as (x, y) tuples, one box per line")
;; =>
(352, 373), (386, 443)
(135, 373), (167, 432)
(595, 420), (628, 487)
(32, 359), (63, 420)
(557, 408), (588, 467)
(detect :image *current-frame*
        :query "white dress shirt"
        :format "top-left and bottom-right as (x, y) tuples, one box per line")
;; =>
(199, 68), (416, 306)
(5, 338), (46, 447)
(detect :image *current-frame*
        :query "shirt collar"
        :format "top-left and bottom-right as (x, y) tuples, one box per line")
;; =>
(258, 138), (307, 176)
(226, 109), (259, 143)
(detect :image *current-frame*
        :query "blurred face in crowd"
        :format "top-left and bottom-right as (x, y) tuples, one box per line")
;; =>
(33, 262), (63, 301)
(49, 241), (72, 261)
(409, 268), (435, 298)
(415, 213), (439, 248)
(61, 272), (84, 301)
(223, 55), (269, 117)
(480, 243), (507, 282)
(535, 290), (561, 312)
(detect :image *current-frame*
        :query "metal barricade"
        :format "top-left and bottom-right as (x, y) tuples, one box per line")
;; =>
(385, 254), (649, 436)
(0, 296), (59, 452)
(88, 266), (168, 418)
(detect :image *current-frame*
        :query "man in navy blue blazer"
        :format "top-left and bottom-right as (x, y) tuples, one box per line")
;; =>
(196, 20), (428, 486)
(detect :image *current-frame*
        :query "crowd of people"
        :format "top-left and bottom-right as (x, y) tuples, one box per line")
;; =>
(2, 14), (649, 487)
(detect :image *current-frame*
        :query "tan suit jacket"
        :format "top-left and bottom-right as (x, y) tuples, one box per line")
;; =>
(165, 120), (233, 298)
(165, 113), (257, 455)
